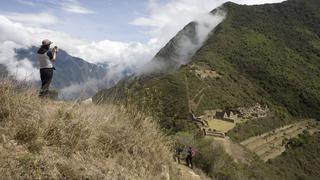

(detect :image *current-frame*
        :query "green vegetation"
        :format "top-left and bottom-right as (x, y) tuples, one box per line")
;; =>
(95, 0), (320, 137)
(94, 0), (320, 178)
(174, 131), (320, 180)
(284, 130), (311, 149)
(227, 113), (294, 142)
(174, 132), (240, 179)
(268, 132), (320, 180)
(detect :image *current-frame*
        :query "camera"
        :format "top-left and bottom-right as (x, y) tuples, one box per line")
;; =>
(53, 46), (59, 53)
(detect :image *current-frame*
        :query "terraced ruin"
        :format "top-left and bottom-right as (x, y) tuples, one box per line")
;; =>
(188, 64), (222, 80)
(240, 120), (320, 162)
(192, 104), (269, 138)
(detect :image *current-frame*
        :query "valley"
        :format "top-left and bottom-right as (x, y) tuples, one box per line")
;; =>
(94, 0), (320, 179)
(1, 0), (319, 179)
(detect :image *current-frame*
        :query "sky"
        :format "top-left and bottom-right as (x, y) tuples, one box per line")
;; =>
(0, 0), (151, 42)
(0, 0), (285, 82)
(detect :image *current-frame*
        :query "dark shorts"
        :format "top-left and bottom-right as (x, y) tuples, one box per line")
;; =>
(40, 68), (53, 95)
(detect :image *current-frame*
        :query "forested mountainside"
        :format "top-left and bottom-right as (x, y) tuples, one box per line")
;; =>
(95, 0), (320, 137)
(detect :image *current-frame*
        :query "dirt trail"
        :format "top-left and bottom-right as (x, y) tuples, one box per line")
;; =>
(176, 163), (211, 180)
(192, 87), (206, 101)
(185, 75), (192, 113)
(213, 137), (253, 164)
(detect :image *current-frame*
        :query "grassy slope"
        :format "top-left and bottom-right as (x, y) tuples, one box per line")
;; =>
(0, 82), (179, 179)
(192, 131), (320, 180)
(207, 0), (320, 117)
(93, 1), (320, 179)
(95, 0), (320, 139)
(267, 132), (320, 180)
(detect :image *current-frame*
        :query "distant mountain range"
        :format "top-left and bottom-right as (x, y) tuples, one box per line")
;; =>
(0, 46), (119, 99)
(15, 46), (108, 88)
(1, 46), (135, 99)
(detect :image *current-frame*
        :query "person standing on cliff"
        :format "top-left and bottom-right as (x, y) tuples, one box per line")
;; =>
(37, 39), (58, 97)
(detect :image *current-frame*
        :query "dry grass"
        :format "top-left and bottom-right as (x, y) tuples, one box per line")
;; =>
(207, 119), (235, 133)
(0, 81), (179, 179)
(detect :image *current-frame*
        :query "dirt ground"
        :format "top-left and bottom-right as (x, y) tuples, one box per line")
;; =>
(212, 137), (253, 164)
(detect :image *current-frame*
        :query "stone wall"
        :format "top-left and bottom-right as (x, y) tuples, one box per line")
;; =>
(237, 103), (269, 119)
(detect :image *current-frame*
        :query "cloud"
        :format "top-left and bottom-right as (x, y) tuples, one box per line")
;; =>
(3, 12), (59, 26)
(61, 0), (95, 14)
(132, 0), (285, 45)
(0, 0), (287, 97)
(15, 0), (36, 6)
(0, 41), (39, 81)
(137, 9), (226, 75)
(132, 0), (286, 74)
(0, 15), (154, 82)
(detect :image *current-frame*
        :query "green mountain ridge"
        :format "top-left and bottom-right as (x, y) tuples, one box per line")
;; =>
(95, 0), (320, 136)
(93, 0), (320, 179)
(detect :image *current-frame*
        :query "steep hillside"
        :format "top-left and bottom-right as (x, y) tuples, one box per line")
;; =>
(95, 0), (320, 137)
(267, 132), (320, 180)
(0, 81), (181, 179)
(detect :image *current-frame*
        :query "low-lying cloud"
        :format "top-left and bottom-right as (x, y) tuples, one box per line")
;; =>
(137, 9), (226, 75)
(1, 0), (286, 99)
(0, 41), (39, 81)
(3, 12), (59, 26)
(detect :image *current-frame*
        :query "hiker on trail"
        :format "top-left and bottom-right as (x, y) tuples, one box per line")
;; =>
(186, 147), (194, 168)
(174, 146), (183, 164)
(37, 39), (58, 97)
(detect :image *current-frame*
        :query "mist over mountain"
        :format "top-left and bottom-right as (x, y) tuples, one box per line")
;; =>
(1, 47), (134, 99)
(94, 0), (320, 179)
(96, 0), (320, 130)
(15, 47), (106, 88)
(137, 8), (226, 76)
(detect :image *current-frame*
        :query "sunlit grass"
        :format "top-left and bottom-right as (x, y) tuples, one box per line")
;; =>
(0, 80), (178, 179)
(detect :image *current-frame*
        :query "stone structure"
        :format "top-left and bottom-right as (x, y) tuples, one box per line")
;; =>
(215, 110), (238, 123)
(190, 103), (269, 138)
(188, 64), (221, 80)
(214, 103), (269, 122)
(203, 128), (226, 138)
(237, 103), (269, 119)
(191, 113), (225, 138)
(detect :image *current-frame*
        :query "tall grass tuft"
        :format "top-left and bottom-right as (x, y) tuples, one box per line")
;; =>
(0, 81), (178, 179)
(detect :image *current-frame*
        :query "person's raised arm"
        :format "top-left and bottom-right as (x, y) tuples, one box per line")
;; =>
(51, 46), (58, 61)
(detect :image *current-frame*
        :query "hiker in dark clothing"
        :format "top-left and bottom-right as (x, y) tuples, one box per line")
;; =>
(186, 147), (193, 168)
(37, 39), (58, 97)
